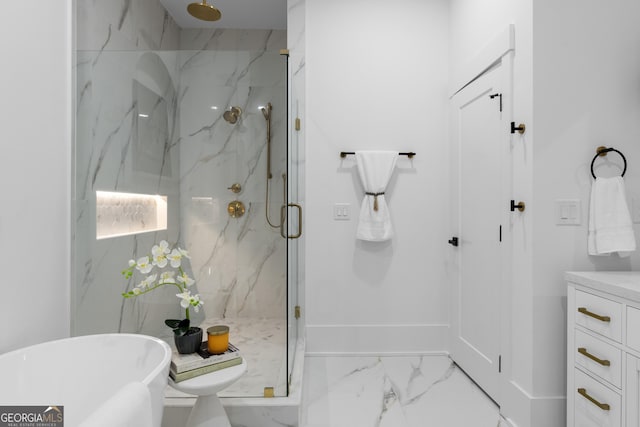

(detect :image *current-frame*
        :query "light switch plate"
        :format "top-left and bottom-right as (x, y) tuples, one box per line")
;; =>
(556, 199), (581, 225)
(334, 203), (351, 220)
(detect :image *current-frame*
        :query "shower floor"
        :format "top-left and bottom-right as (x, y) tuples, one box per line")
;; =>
(164, 317), (288, 398)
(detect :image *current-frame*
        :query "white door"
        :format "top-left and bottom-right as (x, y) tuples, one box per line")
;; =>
(449, 64), (504, 403)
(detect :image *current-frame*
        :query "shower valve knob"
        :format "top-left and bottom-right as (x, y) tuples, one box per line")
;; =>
(448, 237), (459, 247)
(228, 200), (246, 218)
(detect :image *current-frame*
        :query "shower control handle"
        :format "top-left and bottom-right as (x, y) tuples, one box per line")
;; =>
(448, 237), (459, 247)
(227, 200), (246, 218)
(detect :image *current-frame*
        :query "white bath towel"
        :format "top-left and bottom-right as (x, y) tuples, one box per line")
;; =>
(588, 176), (636, 256)
(355, 151), (398, 241)
(79, 382), (153, 427)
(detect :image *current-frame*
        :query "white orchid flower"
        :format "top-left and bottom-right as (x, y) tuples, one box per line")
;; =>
(135, 256), (153, 274)
(151, 247), (168, 268)
(160, 271), (176, 284)
(176, 291), (192, 309)
(168, 248), (184, 268)
(123, 241), (200, 320)
(157, 240), (171, 253)
(177, 271), (195, 287)
(138, 273), (157, 290)
(191, 294), (203, 312)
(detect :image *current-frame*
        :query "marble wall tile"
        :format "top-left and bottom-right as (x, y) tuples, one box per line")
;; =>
(179, 29), (287, 52)
(177, 47), (287, 320)
(74, 45), (182, 337)
(76, 0), (180, 51)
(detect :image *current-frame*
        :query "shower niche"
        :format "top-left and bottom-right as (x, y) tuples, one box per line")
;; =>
(73, 40), (298, 400)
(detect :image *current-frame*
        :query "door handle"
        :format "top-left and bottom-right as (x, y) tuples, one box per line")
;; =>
(510, 200), (525, 212)
(448, 237), (459, 247)
(281, 203), (302, 239)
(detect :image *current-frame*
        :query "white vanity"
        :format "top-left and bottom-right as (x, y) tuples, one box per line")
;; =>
(567, 271), (640, 427)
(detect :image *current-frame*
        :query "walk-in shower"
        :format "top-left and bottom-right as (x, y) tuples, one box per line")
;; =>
(73, 31), (298, 399)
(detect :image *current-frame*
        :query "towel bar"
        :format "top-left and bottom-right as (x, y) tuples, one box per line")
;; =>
(340, 151), (416, 159)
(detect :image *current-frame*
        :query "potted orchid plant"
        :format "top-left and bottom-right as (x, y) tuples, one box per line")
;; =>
(122, 240), (204, 353)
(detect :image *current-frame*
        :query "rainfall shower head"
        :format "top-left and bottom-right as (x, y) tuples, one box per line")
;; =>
(187, 0), (222, 22)
(223, 106), (242, 124)
(260, 103), (272, 121)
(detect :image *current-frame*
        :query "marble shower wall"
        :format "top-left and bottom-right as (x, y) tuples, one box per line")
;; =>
(177, 30), (288, 320)
(74, 0), (288, 338)
(74, 0), (182, 337)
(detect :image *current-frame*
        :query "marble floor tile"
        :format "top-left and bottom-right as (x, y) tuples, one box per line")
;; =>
(301, 355), (506, 427)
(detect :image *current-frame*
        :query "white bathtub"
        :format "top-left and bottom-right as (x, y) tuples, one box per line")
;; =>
(0, 333), (171, 426)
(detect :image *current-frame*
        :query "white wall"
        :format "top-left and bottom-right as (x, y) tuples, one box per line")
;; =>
(0, 1), (72, 352)
(305, 0), (450, 353)
(531, 0), (640, 416)
(451, 1), (640, 426)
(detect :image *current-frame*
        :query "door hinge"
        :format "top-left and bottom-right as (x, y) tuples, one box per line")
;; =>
(499, 225), (502, 242)
(294, 305), (301, 319)
(489, 93), (502, 112)
(498, 355), (502, 373)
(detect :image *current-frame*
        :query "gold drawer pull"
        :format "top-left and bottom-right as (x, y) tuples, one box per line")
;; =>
(578, 307), (611, 322)
(578, 347), (611, 366)
(577, 388), (610, 411)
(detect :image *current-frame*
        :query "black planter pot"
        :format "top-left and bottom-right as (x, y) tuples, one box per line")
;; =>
(174, 327), (203, 354)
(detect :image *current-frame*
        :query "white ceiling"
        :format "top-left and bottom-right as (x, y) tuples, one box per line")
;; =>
(159, 0), (287, 30)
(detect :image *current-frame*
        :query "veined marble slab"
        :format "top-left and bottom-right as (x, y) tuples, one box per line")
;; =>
(301, 355), (506, 427)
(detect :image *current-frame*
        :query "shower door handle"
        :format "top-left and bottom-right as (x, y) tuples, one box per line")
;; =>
(281, 203), (302, 239)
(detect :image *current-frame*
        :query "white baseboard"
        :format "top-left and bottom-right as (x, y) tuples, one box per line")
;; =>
(501, 380), (566, 427)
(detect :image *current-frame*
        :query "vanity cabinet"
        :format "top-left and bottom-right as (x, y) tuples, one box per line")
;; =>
(567, 272), (640, 427)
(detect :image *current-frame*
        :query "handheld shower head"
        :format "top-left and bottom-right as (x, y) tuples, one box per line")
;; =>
(260, 102), (272, 121)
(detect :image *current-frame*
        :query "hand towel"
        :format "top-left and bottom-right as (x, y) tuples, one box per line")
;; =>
(355, 151), (398, 241)
(79, 382), (152, 427)
(588, 176), (636, 256)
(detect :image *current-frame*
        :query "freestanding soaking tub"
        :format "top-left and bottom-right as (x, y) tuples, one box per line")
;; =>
(0, 333), (171, 426)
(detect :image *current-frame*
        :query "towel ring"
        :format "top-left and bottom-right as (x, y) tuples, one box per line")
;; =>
(590, 146), (627, 179)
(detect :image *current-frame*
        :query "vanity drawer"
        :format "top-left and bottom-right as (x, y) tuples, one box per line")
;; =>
(574, 329), (622, 389)
(574, 368), (621, 427)
(575, 290), (622, 343)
